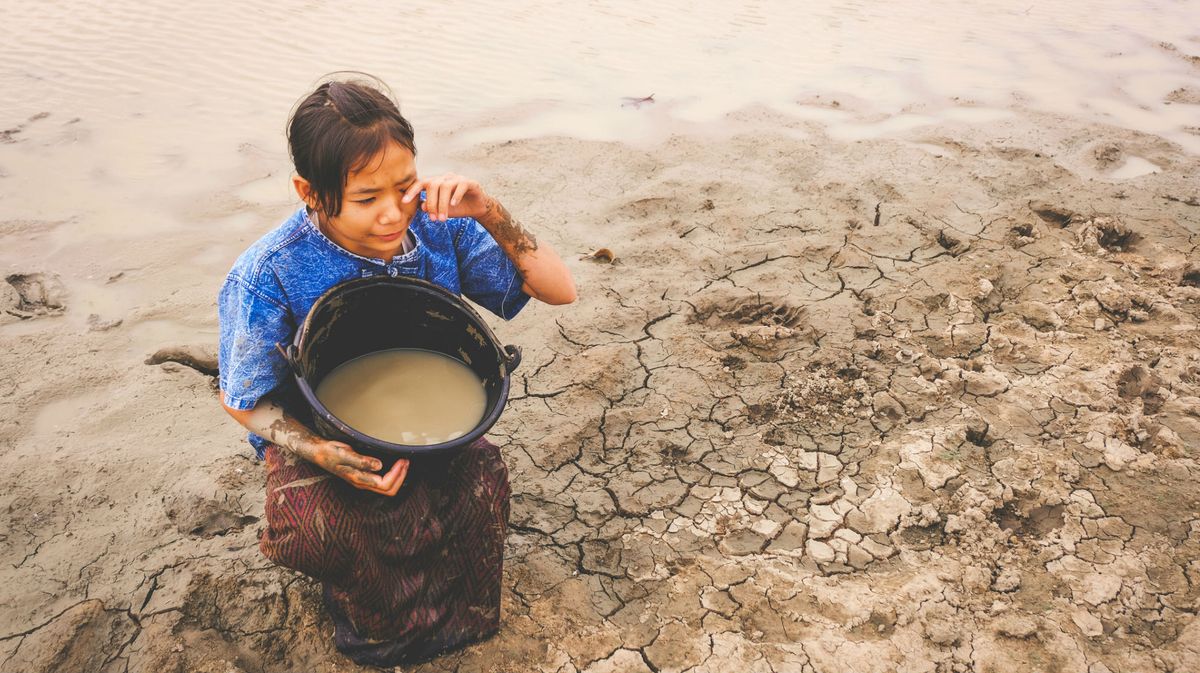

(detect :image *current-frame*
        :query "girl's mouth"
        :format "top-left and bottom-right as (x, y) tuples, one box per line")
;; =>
(375, 230), (405, 242)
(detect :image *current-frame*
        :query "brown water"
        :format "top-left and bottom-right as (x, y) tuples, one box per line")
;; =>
(315, 349), (487, 446)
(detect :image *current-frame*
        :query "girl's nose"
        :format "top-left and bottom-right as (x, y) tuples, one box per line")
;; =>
(380, 197), (403, 225)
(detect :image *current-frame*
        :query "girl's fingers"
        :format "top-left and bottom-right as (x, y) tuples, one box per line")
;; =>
(450, 181), (469, 208)
(380, 459), (410, 496)
(335, 445), (382, 472)
(424, 179), (440, 217)
(402, 179), (426, 204)
(436, 178), (455, 221)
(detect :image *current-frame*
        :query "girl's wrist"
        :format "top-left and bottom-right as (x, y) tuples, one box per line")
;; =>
(474, 196), (505, 229)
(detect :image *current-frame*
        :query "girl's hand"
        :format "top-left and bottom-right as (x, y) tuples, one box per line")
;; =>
(403, 173), (490, 222)
(307, 439), (410, 496)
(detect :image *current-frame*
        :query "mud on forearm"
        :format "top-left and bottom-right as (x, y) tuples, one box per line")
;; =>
(239, 397), (321, 462)
(478, 197), (539, 257)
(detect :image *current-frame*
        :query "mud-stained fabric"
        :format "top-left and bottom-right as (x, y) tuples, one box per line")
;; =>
(259, 438), (511, 667)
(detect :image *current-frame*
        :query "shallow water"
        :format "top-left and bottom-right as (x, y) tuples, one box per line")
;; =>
(315, 349), (487, 446)
(1, 1), (1198, 265)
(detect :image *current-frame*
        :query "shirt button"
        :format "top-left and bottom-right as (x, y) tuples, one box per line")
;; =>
(387, 267), (399, 277)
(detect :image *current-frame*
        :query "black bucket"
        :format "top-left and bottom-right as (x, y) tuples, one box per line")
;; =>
(281, 276), (522, 460)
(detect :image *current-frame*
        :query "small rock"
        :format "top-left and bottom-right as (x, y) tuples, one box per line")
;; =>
(974, 278), (995, 301)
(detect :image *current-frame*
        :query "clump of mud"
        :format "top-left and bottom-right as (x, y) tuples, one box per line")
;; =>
(4, 272), (67, 319)
(772, 365), (871, 423)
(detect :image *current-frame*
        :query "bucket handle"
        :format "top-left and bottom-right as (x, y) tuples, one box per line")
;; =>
(503, 344), (522, 372)
(275, 342), (303, 377)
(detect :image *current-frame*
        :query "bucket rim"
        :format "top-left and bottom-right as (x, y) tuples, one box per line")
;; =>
(288, 275), (516, 457)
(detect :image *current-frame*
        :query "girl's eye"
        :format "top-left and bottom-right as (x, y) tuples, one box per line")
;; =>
(353, 197), (376, 205)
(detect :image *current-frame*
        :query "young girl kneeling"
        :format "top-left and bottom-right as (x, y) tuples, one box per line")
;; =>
(216, 76), (575, 666)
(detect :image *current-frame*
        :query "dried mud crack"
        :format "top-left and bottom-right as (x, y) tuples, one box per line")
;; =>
(2, 117), (1199, 672)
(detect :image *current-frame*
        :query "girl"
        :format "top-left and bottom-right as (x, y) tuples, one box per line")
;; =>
(217, 75), (575, 666)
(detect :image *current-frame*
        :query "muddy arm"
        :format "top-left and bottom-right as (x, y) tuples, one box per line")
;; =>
(476, 197), (577, 305)
(220, 395), (410, 495)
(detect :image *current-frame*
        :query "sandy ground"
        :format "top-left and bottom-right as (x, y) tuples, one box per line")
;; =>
(2, 106), (1200, 672)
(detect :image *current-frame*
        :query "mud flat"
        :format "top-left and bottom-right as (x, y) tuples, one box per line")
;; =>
(2, 108), (1200, 672)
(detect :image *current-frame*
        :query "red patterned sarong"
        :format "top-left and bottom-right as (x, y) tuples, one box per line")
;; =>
(259, 439), (511, 667)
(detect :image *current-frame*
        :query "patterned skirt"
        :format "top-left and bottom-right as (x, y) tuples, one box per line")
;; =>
(259, 439), (511, 667)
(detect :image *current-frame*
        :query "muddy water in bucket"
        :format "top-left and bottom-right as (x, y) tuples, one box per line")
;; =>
(315, 349), (487, 446)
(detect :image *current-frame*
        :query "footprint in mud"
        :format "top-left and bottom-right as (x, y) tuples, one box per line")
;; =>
(4, 272), (67, 320)
(165, 493), (258, 538)
(1029, 202), (1076, 228)
(726, 300), (806, 328)
(691, 295), (806, 328)
(991, 500), (1066, 538)
(691, 295), (811, 350)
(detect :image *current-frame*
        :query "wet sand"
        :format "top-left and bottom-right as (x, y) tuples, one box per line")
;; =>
(3, 2), (1200, 672)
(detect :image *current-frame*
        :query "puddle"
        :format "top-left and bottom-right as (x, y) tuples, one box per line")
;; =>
(1107, 156), (1162, 180)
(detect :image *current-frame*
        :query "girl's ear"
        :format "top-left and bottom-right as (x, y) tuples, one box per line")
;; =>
(293, 176), (317, 210)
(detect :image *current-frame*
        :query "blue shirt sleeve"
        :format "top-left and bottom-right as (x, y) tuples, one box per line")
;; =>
(450, 216), (532, 320)
(217, 270), (295, 410)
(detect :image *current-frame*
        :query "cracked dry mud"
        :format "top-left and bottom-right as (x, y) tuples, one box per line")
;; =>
(2, 113), (1199, 672)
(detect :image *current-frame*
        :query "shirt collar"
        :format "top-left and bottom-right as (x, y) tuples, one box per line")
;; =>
(301, 207), (422, 266)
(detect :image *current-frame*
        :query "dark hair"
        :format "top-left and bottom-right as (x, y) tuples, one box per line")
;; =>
(287, 74), (416, 217)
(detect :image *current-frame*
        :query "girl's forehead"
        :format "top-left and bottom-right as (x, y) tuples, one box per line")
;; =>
(348, 141), (415, 184)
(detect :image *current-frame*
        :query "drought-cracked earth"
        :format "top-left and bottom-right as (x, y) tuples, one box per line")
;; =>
(2, 112), (1199, 672)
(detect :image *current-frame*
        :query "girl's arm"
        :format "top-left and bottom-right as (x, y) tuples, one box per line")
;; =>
(474, 196), (577, 305)
(408, 175), (577, 305)
(221, 396), (409, 496)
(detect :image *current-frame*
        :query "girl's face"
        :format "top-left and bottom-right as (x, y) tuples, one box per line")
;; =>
(296, 140), (420, 261)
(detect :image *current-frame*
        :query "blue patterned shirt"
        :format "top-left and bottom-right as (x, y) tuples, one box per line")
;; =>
(217, 206), (530, 456)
